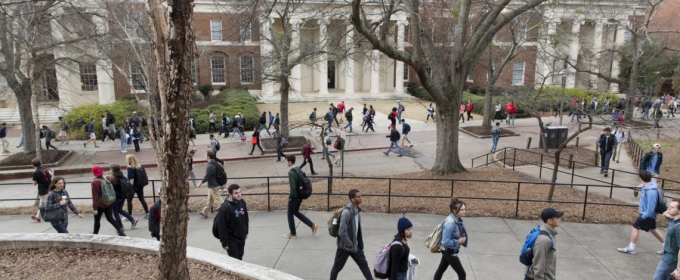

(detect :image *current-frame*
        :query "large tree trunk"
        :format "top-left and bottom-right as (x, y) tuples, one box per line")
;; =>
(432, 97), (465, 174)
(29, 65), (42, 160)
(15, 86), (36, 155)
(280, 78), (290, 138)
(483, 81), (494, 129)
(146, 0), (195, 279)
(624, 32), (640, 122)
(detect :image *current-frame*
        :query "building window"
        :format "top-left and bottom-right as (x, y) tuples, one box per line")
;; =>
(623, 30), (631, 42)
(240, 55), (254, 84)
(126, 12), (143, 39)
(512, 61), (525, 86)
(467, 68), (474, 82)
(403, 63), (409, 81)
(404, 24), (410, 42)
(130, 62), (146, 91)
(211, 56), (226, 84)
(240, 22), (252, 42)
(517, 20), (527, 41)
(79, 63), (98, 91)
(191, 61), (196, 84)
(211, 20), (222, 41)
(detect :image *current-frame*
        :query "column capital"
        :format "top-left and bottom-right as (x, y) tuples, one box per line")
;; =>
(289, 18), (303, 26)
(318, 17), (330, 27)
(397, 20), (407, 27)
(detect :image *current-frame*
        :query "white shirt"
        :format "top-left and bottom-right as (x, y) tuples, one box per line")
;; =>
(613, 130), (627, 145)
(495, 104), (501, 112)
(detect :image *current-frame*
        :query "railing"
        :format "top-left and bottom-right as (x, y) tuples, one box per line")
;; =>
(0, 176), (670, 220)
(627, 134), (646, 168)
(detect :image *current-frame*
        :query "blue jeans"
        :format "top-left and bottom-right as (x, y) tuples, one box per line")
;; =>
(643, 108), (650, 119)
(330, 248), (374, 280)
(287, 197), (313, 235)
(112, 198), (135, 228)
(18, 134), (23, 147)
(322, 147), (334, 158)
(120, 138), (126, 151)
(230, 127), (243, 140)
(600, 150), (613, 173)
(396, 271), (407, 280)
(221, 124), (227, 135)
(492, 136), (499, 151)
(653, 259), (676, 280)
(398, 112), (402, 124)
(385, 141), (403, 156)
(343, 121), (353, 132)
(258, 124), (271, 135)
(51, 222), (69, 233)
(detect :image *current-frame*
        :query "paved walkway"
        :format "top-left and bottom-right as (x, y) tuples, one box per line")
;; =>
(0, 211), (665, 279)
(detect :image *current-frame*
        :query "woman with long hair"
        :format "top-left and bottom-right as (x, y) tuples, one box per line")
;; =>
(109, 164), (138, 230)
(44, 177), (83, 233)
(433, 197), (469, 280)
(125, 155), (149, 219)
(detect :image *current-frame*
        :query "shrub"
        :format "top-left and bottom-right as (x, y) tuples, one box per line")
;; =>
(63, 100), (142, 140)
(199, 84), (213, 99)
(189, 89), (260, 133)
(119, 94), (138, 102)
(406, 82), (419, 96)
(468, 85), (485, 94)
(219, 85), (229, 91)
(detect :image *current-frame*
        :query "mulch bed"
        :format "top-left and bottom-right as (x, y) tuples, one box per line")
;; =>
(503, 146), (597, 169)
(260, 136), (307, 151)
(636, 139), (680, 190)
(461, 125), (517, 137)
(626, 119), (654, 128)
(0, 247), (243, 280)
(0, 150), (70, 167)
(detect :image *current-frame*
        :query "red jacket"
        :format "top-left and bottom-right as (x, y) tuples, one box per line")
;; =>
(337, 103), (345, 113)
(91, 177), (107, 209)
(467, 103), (474, 112)
(505, 103), (517, 114)
(303, 144), (312, 158)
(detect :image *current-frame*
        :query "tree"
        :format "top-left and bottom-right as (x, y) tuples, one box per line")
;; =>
(618, 40), (679, 96)
(350, 0), (548, 174)
(145, 0), (195, 278)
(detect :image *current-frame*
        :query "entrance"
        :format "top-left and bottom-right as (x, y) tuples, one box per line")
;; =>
(327, 61), (335, 89)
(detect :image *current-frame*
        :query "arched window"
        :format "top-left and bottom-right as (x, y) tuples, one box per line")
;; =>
(240, 55), (254, 84)
(211, 55), (226, 84)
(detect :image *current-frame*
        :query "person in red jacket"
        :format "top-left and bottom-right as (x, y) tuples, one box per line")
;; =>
(466, 100), (474, 121)
(505, 101), (517, 127)
(337, 101), (346, 123)
(90, 166), (125, 236)
(299, 139), (318, 175)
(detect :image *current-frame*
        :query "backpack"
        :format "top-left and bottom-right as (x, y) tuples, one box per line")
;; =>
(212, 204), (224, 239)
(117, 176), (135, 198)
(301, 144), (308, 156)
(425, 217), (453, 253)
(141, 118), (148, 127)
(98, 179), (117, 206)
(280, 137), (288, 148)
(41, 167), (54, 183)
(645, 188), (668, 214)
(519, 226), (554, 266)
(309, 112), (315, 121)
(332, 107), (338, 115)
(212, 161), (228, 186)
(388, 113), (394, 120)
(325, 137), (332, 146)
(213, 138), (221, 151)
(49, 130), (55, 139)
(328, 206), (353, 237)
(324, 113), (331, 121)
(133, 127), (141, 139)
(135, 167), (149, 188)
(295, 168), (312, 199)
(491, 126), (501, 138)
(373, 241), (402, 279)
(225, 117), (231, 125)
(333, 137), (340, 149)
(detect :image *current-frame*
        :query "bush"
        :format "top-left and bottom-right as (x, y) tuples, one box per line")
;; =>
(189, 89), (260, 133)
(119, 94), (138, 102)
(468, 86), (485, 94)
(63, 100), (142, 140)
(219, 85), (229, 91)
(199, 84), (213, 99)
(406, 82), (419, 96)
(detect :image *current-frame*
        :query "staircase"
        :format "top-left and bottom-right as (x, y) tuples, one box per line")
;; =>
(0, 105), (68, 124)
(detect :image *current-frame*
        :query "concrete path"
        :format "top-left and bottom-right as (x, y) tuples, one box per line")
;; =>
(0, 211), (665, 280)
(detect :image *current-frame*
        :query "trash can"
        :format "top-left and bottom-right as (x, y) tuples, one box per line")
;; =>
(540, 126), (568, 149)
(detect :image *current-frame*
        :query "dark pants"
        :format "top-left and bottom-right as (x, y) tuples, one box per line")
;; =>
(329, 248), (374, 280)
(133, 140), (140, 152)
(209, 122), (217, 133)
(467, 110), (473, 121)
(102, 130), (112, 141)
(299, 157), (315, 173)
(276, 146), (286, 161)
(433, 250), (466, 280)
(126, 187), (149, 214)
(250, 142), (263, 154)
(226, 240), (245, 260)
(45, 140), (57, 150)
(93, 206), (121, 234)
(364, 122), (374, 132)
(334, 115), (340, 126)
(287, 197), (313, 235)
(327, 119), (334, 132)
(113, 198), (135, 228)
(600, 150), (613, 173)
(51, 221), (68, 233)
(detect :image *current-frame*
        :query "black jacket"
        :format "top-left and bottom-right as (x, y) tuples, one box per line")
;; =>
(258, 114), (266, 125)
(388, 237), (410, 280)
(387, 130), (400, 142)
(597, 134), (617, 153)
(345, 110), (353, 122)
(111, 172), (130, 199)
(218, 197), (249, 246)
(149, 199), (161, 238)
(106, 112), (115, 125)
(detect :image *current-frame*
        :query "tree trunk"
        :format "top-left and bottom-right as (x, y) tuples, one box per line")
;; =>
(547, 149), (563, 201)
(624, 32), (640, 122)
(483, 80), (494, 129)
(146, 0), (195, 279)
(431, 99), (466, 174)
(15, 87), (36, 155)
(280, 79), (290, 138)
(29, 67), (42, 160)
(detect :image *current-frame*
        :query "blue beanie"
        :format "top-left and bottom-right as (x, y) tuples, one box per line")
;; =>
(397, 217), (413, 232)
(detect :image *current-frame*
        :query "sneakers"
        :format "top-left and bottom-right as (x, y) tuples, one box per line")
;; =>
(283, 233), (297, 239)
(197, 210), (208, 219)
(117, 229), (127, 237)
(30, 215), (41, 223)
(383, 152), (388, 156)
(312, 223), (318, 236)
(94, 146), (101, 148)
(123, 217), (129, 222)
(657, 250), (664, 255)
(604, 173), (608, 177)
(617, 247), (637, 255)
(409, 144), (413, 147)
(397, 155), (403, 157)
(131, 219), (139, 229)
(143, 214), (149, 219)
(83, 143), (87, 148)
(312, 172), (318, 175)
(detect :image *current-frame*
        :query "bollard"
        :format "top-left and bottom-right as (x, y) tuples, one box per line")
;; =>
(568, 154), (574, 169)
(575, 137), (580, 147)
(527, 137), (532, 149)
(594, 147), (599, 166)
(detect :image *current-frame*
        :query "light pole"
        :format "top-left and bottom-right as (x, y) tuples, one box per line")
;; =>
(559, 68), (567, 126)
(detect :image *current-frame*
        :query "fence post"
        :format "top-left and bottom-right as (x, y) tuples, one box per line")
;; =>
(471, 158), (474, 168)
(503, 148), (507, 168)
(539, 154), (543, 179)
(152, 181), (156, 203)
(575, 137), (580, 147)
(328, 177), (332, 212)
(570, 160), (575, 187)
(568, 154), (574, 169)
(486, 154), (489, 166)
(526, 137), (532, 149)
(388, 178), (392, 214)
(582, 185), (589, 220)
(610, 170), (615, 198)
(451, 180), (454, 197)
(515, 182), (521, 218)
(513, 148), (517, 171)
(267, 177), (271, 212)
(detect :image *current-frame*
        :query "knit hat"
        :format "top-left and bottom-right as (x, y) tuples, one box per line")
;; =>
(397, 217), (413, 232)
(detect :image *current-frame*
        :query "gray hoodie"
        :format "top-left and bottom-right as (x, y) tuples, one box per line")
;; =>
(526, 224), (557, 280)
(336, 202), (363, 253)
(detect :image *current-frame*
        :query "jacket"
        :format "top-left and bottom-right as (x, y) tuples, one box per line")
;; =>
(597, 134), (617, 153)
(387, 130), (400, 142)
(440, 213), (468, 251)
(210, 138), (218, 152)
(149, 199), (161, 238)
(269, 114), (275, 124)
(87, 122), (95, 134)
(640, 151), (663, 175)
(527, 224), (558, 280)
(90, 177), (109, 209)
(0, 127), (5, 138)
(288, 167), (300, 198)
(505, 103), (517, 114)
(217, 196), (249, 246)
(639, 180), (660, 219)
(258, 114), (266, 125)
(336, 202), (363, 253)
(111, 172), (129, 199)
(345, 110), (353, 121)
(202, 160), (222, 188)
(389, 238), (410, 280)
(44, 189), (79, 224)
(661, 218), (680, 265)
(302, 144), (312, 158)
(402, 123), (411, 135)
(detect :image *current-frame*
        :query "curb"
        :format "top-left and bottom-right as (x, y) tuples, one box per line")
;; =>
(459, 127), (520, 139)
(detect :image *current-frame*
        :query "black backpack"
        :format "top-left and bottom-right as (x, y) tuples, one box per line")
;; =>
(212, 161), (228, 186)
(118, 176), (135, 198)
(135, 167), (149, 188)
(214, 139), (221, 151)
(295, 168), (312, 199)
(141, 118), (148, 127)
(212, 204), (224, 239)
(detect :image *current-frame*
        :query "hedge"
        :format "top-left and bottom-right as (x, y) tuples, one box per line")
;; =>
(63, 100), (142, 140)
(189, 89), (260, 133)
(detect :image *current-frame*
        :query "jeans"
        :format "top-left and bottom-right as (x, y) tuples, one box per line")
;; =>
(133, 139), (140, 152)
(653, 259), (676, 280)
(258, 124), (271, 136)
(276, 146), (286, 161)
(398, 112), (403, 124)
(230, 127), (242, 140)
(120, 138), (126, 151)
(329, 248), (374, 280)
(434, 251), (466, 280)
(327, 119), (334, 132)
(343, 121), (353, 132)
(189, 171), (197, 187)
(287, 197), (313, 235)
(507, 114), (516, 126)
(113, 198), (135, 228)
(643, 108), (650, 120)
(221, 124), (227, 135)
(226, 240), (245, 260)
(51, 222), (69, 233)
(45, 140), (57, 150)
(600, 150), (613, 173)
(322, 147), (334, 158)
(654, 119), (660, 129)
(427, 113), (434, 122)
(385, 141), (403, 156)
(364, 122), (374, 132)
(17, 134), (23, 148)
(492, 136), (499, 151)
(93, 206), (122, 234)
(299, 157), (315, 173)
(126, 187), (149, 214)
(396, 272), (407, 280)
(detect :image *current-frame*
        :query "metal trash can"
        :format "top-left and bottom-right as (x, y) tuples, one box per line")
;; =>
(540, 126), (568, 149)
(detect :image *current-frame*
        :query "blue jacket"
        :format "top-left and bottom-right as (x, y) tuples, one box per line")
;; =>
(440, 213), (468, 251)
(640, 180), (660, 219)
(87, 122), (95, 134)
(402, 123), (411, 135)
(0, 127), (5, 138)
(640, 151), (663, 175)
(269, 114), (275, 124)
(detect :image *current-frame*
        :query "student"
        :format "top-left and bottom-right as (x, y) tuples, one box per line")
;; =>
(383, 125), (403, 157)
(248, 127), (264, 155)
(268, 111), (275, 130)
(188, 150), (198, 187)
(426, 103), (436, 123)
(525, 208), (563, 280)
(612, 127), (628, 163)
(130, 123), (141, 152)
(433, 197), (468, 280)
(505, 100), (517, 126)
(58, 117), (70, 145)
(491, 122), (501, 152)
(389, 217), (414, 280)
(209, 134), (219, 156)
(275, 132), (286, 162)
(90, 166), (125, 236)
(109, 164), (139, 230)
(459, 103), (466, 123)
(308, 108), (318, 134)
(284, 155), (318, 239)
(0, 122), (9, 153)
(83, 118), (100, 148)
(118, 123), (128, 153)
(208, 110), (217, 133)
(321, 131), (335, 161)
(299, 139), (317, 175)
(640, 143), (663, 176)
(329, 189), (372, 280)
(466, 100), (474, 121)
(149, 186), (162, 240)
(217, 184), (249, 260)
(337, 101), (346, 123)
(197, 150), (225, 219)
(125, 155), (149, 219)
(101, 114), (111, 142)
(42, 125), (57, 150)
(343, 107), (354, 132)
(653, 199), (680, 280)
(597, 127), (617, 177)
(400, 119), (412, 148)
(30, 158), (51, 222)
(618, 170), (665, 255)
(44, 177), (83, 233)
(397, 100), (405, 124)
(258, 111), (271, 136)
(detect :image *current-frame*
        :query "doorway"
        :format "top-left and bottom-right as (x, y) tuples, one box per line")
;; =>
(327, 61), (335, 89)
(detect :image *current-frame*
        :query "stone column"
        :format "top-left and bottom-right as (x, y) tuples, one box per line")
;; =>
(370, 50), (380, 95)
(260, 17), (275, 97)
(610, 25), (626, 92)
(394, 20), (406, 95)
(591, 20), (604, 90)
(345, 24), (355, 94)
(542, 20), (558, 85)
(289, 18), (303, 93)
(566, 19), (581, 88)
(318, 18), (329, 95)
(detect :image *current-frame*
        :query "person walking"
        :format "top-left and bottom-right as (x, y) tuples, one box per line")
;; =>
(42, 125), (57, 150)
(258, 111), (271, 136)
(397, 100), (405, 124)
(268, 111), (275, 131)
(248, 127), (264, 155)
(220, 113), (228, 137)
(401, 119), (413, 147)
(230, 114), (243, 140)
(118, 124), (128, 153)
(459, 103), (466, 123)
(491, 122), (501, 152)
(308, 108), (318, 134)
(326, 106), (335, 132)
(493, 101), (503, 121)
(197, 150), (224, 219)
(321, 131), (335, 161)
(58, 116), (69, 145)
(149, 187), (162, 241)
(612, 126), (628, 163)
(389, 217), (414, 280)
(0, 123), (8, 153)
(273, 113), (281, 132)
(189, 125), (197, 150)
(618, 170), (665, 255)
(125, 155), (149, 218)
(30, 158), (51, 222)
(83, 118), (100, 148)
(109, 164), (139, 230)
(602, 97), (610, 115)
(106, 110), (116, 138)
(343, 107), (354, 133)
(209, 134), (219, 157)
(433, 197), (469, 280)
(427, 103), (436, 123)
(90, 166), (126, 236)
(597, 127), (617, 177)
(331, 103), (341, 127)
(275, 132), (286, 162)
(329, 189), (373, 280)
(208, 110), (217, 133)
(667, 99), (675, 118)
(505, 100), (517, 126)
(364, 111), (375, 133)
(101, 114), (111, 142)
(299, 139), (318, 175)
(466, 100), (474, 121)
(44, 177), (83, 233)
(333, 135), (345, 167)
(284, 155), (318, 239)
(653, 198), (680, 280)
(640, 143), (663, 177)
(130, 123), (141, 152)
(217, 184), (249, 260)
(383, 125), (403, 157)
(652, 107), (663, 129)
(188, 150), (198, 187)
(389, 107), (398, 129)
(525, 208), (563, 280)
(337, 101), (346, 123)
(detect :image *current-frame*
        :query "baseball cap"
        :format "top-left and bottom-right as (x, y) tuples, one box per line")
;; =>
(92, 166), (103, 177)
(653, 143), (661, 148)
(541, 208), (564, 222)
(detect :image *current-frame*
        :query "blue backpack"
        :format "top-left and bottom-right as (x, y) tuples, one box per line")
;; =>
(519, 226), (553, 266)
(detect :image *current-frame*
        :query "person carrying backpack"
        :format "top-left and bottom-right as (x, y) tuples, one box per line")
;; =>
(90, 166), (125, 236)
(618, 170), (666, 255)
(109, 164), (139, 230)
(491, 122), (501, 152)
(31, 158), (52, 222)
(433, 198), (468, 280)
(216, 184), (249, 260)
(329, 189), (372, 280)
(275, 132), (287, 162)
(524, 208), (563, 280)
(383, 125), (403, 157)
(283, 155), (318, 239)
(387, 217), (415, 280)
(41, 125), (57, 150)
(149, 187), (163, 240)
(299, 139), (317, 175)
(197, 150), (225, 219)
(258, 111), (271, 136)
(248, 127), (264, 156)
(125, 155), (149, 219)
(653, 198), (680, 280)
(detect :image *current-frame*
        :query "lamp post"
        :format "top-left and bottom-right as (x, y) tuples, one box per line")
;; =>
(559, 68), (567, 126)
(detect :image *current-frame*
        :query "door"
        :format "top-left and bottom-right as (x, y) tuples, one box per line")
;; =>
(327, 61), (335, 89)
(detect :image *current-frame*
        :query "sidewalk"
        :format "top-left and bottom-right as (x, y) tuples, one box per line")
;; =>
(0, 211), (663, 279)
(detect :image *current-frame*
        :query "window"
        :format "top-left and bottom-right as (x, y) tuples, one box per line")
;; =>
(403, 63), (409, 81)
(211, 20), (222, 41)
(467, 68), (474, 82)
(191, 61), (196, 84)
(517, 20), (527, 41)
(126, 12), (144, 39)
(512, 61), (525, 86)
(79, 62), (98, 91)
(623, 30), (631, 42)
(240, 55), (254, 84)
(404, 24), (410, 42)
(240, 22), (252, 42)
(130, 63), (146, 91)
(211, 56), (226, 84)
